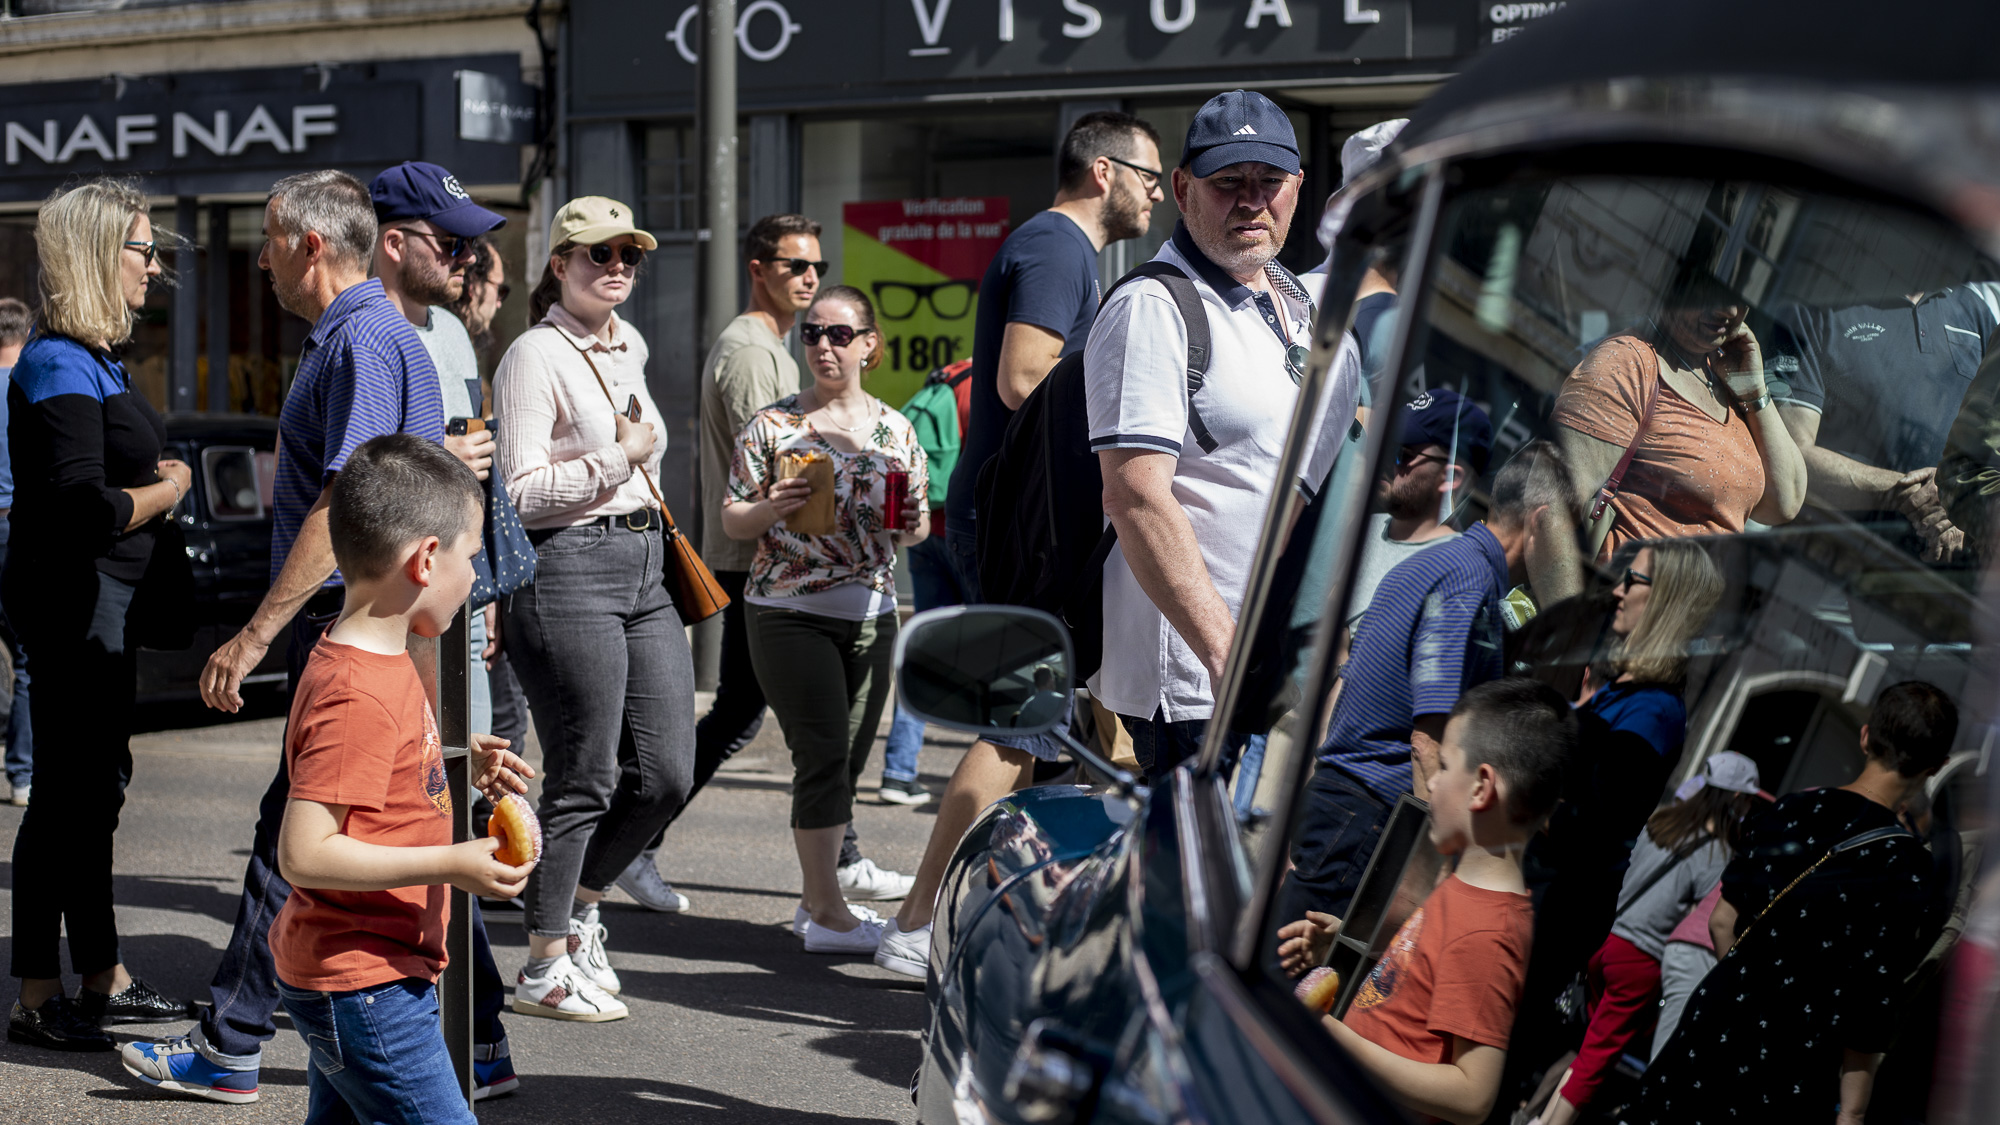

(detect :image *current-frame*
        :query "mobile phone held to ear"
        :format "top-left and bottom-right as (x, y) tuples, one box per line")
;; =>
(448, 416), (498, 437)
(625, 395), (642, 423)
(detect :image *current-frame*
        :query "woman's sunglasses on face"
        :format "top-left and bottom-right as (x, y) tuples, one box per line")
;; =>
(585, 243), (646, 268)
(800, 323), (869, 347)
(1619, 567), (1653, 591)
(124, 240), (157, 266)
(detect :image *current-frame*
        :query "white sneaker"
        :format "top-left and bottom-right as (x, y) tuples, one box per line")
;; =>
(511, 956), (627, 1022)
(615, 850), (691, 913)
(802, 916), (885, 955)
(792, 903), (882, 939)
(837, 857), (915, 901)
(566, 906), (621, 995)
(7, 783), (27, 807)
(874, 919), (932, 979)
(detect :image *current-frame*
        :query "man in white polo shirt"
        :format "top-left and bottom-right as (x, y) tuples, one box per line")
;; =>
(1087, 89), (1362, 780)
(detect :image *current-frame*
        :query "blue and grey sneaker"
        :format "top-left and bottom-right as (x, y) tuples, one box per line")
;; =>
(121, 1035), (260, 1103)
(473, 1038), (520, 1101)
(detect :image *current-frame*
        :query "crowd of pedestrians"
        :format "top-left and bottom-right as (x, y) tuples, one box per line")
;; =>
(0, 80), (1982, 1125)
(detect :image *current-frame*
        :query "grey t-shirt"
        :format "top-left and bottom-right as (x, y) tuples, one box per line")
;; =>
(416, 306), (482, 423)
(1610, 829), (1730, 960)
(1345, 513), (1458, 630)
(699, 314), (800, 569)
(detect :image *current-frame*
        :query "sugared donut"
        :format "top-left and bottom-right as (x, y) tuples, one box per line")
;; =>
(488, 793), (542, 867)
(1295, 966), (1342, 1013)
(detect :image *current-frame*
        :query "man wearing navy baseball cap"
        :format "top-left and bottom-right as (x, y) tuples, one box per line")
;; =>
(1084, 89), (1363, 782)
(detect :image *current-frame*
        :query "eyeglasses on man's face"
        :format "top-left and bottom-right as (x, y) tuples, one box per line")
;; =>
(763, 257), (829, 278)
(1108, 155), (1164, 192)
(398, 227), (473, 260)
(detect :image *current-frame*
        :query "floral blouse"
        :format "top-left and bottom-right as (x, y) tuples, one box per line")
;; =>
(727, 394), (929, 600)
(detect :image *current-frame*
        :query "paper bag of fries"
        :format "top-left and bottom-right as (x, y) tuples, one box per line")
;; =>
(777, 449), (837, 536)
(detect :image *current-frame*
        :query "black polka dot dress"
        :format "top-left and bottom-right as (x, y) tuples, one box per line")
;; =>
(1629, 788), (1939, 1123)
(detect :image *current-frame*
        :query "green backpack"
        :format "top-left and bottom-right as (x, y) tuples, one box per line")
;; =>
(900, 360), (971, 509)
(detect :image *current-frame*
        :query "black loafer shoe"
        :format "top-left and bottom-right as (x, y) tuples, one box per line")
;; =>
(8, 996), (115, 1052)
(78, 977), (193, 1025)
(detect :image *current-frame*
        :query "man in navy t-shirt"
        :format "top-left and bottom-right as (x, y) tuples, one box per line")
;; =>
(877, 110), (1162, 980)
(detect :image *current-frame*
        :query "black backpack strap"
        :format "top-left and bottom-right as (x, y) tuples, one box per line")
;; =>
(1106, 261), (1218, 454)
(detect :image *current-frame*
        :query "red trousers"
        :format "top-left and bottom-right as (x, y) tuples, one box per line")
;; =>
(1560, 932), (1664, 1109)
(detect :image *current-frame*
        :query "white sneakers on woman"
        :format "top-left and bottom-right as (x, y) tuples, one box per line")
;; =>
(566, 905), (621, 995)
(792, 903), (882, 939)
(873, 919), (932, 979)
(512, 955), (627, 1022)
(802, 917), (886, 954)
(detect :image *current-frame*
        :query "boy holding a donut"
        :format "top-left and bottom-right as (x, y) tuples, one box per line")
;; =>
(269, 434), (535, 1123)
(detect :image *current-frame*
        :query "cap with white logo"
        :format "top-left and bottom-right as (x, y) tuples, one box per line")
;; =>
(1181, 89), (1301, 178)
(370, 161), (506, 238)
(549, 196), (659, 253)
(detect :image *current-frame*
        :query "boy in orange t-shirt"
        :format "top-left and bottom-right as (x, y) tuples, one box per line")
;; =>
(270, 434), (534, 1124)
(1284, 679), (1575, 1125)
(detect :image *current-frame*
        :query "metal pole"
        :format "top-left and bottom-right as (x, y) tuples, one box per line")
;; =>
(694, 0), (737, 688)
(435, 604), (474, 1104)
(206, 203), (232, 413)
(171, 195), (198, 413)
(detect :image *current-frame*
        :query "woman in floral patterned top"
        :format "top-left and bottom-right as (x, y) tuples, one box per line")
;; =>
(722, 285), (927, 956)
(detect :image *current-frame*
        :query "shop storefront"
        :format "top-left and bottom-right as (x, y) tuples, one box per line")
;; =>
(565, 0), (1561, 513)
(0, 53), (537, 416)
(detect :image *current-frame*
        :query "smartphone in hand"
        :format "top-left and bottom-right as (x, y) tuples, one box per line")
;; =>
(626, 395), (642, 423)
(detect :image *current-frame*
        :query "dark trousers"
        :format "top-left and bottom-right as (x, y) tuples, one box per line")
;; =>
(0, 517), (34, 792)
(1118, 708), (1254, 786)
(5, 568), (137, 980)
(487, 648), (530, 751)
(1271, 766), (1395, 940)
(671, 570), (859, 864)
(198, 589), (507, 1060)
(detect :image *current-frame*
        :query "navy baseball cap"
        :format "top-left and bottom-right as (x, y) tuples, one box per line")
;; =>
(1181, 90), (1302, 178)
(1401, 388), (1493, 474)
(371, 161), (506, 239)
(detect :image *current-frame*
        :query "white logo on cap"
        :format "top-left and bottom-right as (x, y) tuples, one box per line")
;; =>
(1234, 125), (1258, 135)
(441, 175), (469, 201)
(1411, 391), (1435, 410)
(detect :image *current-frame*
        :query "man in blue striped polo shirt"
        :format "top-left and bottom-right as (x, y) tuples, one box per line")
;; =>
(1272, 439), (1580, 938)
(123, 169), (451, 1105)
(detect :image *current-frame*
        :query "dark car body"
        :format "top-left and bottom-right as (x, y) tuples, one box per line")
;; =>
(136, 414), (287, 702)
(911, 2), (2000, 1122)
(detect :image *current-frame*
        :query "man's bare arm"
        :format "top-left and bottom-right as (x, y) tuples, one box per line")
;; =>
(1100, 448), (1234, 686)
(996, 322), (1067, 411)
(200, 485), (337, 712)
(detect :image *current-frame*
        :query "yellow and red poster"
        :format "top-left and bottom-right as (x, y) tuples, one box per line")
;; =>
(842, 197), (1010, 408)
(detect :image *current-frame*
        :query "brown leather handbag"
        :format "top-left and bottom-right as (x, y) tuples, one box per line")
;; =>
(550, 327), (731, 624)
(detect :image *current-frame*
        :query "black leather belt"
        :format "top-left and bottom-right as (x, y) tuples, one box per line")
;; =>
(529, 510), (657, 544)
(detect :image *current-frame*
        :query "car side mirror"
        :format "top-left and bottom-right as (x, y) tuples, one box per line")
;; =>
(894, 607), (1074, 736)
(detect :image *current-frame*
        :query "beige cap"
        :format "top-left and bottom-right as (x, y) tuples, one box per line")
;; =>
(549, 196), (658, 251)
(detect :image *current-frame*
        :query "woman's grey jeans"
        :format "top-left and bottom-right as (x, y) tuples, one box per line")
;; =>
(504, 522), (696, 939)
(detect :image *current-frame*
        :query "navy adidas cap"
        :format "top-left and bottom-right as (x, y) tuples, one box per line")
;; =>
(370, 161), (506, 239)
(1181, 90), (1301, 178)
(1401, 388), (1493, 474)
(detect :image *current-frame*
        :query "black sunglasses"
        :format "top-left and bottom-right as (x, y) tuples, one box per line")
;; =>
(766, 257), (829, 277)
(1619, 567), (1653, 590)
(585, 243), (646, 268)
(800, 322), (870, 347)
(123, 239), (157, 266)
(398, 227), (472, 259)
(1395, 447), (1449, 471)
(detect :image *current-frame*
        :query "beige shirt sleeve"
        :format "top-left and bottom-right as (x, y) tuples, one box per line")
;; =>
(493, 333), (635, 522)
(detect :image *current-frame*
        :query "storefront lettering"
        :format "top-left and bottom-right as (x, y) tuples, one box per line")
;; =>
(667, 1), (804, 64)
(1486, 0), (1565, 43)
(5, 104), (335, 166)
(1150, 0), (1195, 34)
(1061, 0), (1102, 39)
(1244, 0), (1291, 28)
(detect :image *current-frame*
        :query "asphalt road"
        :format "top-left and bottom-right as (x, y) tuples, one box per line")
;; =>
(0, 691), (969, 1124)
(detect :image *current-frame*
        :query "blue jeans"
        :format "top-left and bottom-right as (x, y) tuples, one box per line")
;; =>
(1275, 765), (1395, 926)
(278, 977), (476, 1125)
(0, 517), (31, 792)
(883, 531), (963, 783)
(198, 591), (507, 1062)
(1232, 734), (1269, 822)
(467, 606), (491, 738)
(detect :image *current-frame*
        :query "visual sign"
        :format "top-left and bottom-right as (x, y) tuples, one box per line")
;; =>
(457, 69), (538, 145)
(842, 197), (1010, 409)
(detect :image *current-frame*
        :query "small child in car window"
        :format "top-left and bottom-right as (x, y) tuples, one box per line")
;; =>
(1321, 678), (1576, 1125)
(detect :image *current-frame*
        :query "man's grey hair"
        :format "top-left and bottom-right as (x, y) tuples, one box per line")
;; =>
(268, 170), (375, 270)
(0, 297), (31, 346)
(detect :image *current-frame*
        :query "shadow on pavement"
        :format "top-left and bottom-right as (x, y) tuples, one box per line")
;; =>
(474, 1076), (904, 1125)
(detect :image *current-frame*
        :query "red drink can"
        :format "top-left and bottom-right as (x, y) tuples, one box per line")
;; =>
(884, 470), (908, 531)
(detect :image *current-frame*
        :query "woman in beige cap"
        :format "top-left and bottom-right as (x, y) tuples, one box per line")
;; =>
(492, 197), (687, 1022)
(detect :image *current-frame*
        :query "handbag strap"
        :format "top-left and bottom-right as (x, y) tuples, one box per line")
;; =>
(1589, 356), (1663, 522)
(1734, 824), (1916, 949)
(542, 323), (687, 538)
(1612, 832), (1711, 920)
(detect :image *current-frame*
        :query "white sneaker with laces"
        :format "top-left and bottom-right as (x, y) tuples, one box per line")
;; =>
(874, 919), (932, 979)
(566, 906), (621, 995)
(511, 956), (627, 1022)
(836, 857), (915, 901)
(615, 850), (691, 912)
(802, 916), (885, 955)
(792, 903), (882, 939)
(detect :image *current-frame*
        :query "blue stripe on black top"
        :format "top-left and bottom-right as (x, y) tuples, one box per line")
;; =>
(1316, 521), (1510, 803)
(271, 277), (445, 585)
